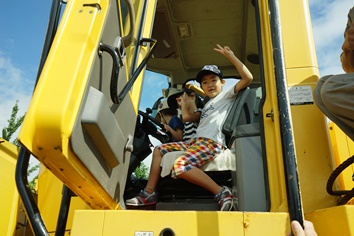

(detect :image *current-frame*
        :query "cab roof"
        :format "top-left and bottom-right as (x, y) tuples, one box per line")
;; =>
(146, 0), (260, 87)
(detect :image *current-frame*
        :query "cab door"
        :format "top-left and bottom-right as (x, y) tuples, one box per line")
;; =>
(18, 0), (157, 209)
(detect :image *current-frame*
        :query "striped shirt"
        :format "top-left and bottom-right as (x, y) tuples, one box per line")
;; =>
(183, 122), (198, 141)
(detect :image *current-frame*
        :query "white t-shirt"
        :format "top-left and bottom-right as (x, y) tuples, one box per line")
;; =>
(195, 85), (237, 147)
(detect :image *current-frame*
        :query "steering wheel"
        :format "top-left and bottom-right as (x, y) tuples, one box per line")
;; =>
(138, 108), (171, 143)
(138, 108), (164, 129)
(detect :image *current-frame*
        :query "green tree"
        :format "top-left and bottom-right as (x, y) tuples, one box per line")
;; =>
(134, 162), (149, 179)
(1, 100), (25, 145)
(28, 163), (40, 193)
(1, 100), (39, 193)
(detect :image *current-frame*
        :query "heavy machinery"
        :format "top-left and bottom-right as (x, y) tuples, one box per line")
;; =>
(1, 0), (354, 235)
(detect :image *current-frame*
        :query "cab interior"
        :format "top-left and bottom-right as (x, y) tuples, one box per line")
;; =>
(124, 0), (267, 211)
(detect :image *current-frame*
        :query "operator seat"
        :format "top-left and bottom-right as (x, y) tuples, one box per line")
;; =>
(156, 87), (267, 211)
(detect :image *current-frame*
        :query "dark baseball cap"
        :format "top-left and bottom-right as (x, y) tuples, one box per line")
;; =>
(195, 65), (223, 83)
(167, 88), (204, 109)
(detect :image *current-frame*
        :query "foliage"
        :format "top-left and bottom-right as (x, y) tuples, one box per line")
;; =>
(28, 163), (40, 193)
(1, 100), (38, 192)
(134, 162), (149, 179)
(1, 100), (25, 146)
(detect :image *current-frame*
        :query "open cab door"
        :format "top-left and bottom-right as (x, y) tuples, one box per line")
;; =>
(17, 0), (156, 214)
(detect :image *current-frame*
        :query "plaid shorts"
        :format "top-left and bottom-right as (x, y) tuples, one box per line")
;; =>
(156, 137), (224, 178)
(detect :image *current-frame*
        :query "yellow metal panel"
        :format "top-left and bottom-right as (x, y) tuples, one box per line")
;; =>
(71, 210), (105, 236)
(40, 136), (118, 209)
(19, 0), (109, 149)
(260, 0), (338, 213)
(244, 212), (289, 235)
(17, 0), (121, 210)
(286, 69), (338, 213)
(258, 0), (288, 212)
(306, 205), (354, 236)
(72, 210), (244, 235)
(279, 0), (318, 70)
(37, 166), (90, 235)
(329, 122), (354, 194)
(70, 210), (354, 235)
(17, 0), (107, 144)
(0, 139), (20, 236)
(70, 210), (293, 236)
(129, 0), (158, 112)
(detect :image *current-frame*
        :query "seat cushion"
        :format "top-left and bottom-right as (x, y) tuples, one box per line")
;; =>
(160, 148), (235, 178)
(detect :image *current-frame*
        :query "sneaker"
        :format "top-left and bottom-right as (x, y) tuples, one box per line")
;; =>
(215, 186), (234, 211)
(125, 189), (157, 206)
(233, 194), (239, 211)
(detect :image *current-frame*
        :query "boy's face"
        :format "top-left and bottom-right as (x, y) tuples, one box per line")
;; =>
(200, 74), (225, 98)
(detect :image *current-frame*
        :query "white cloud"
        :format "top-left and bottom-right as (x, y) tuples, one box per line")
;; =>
(0, 51), (34, 137)
(309, 0), (353, 76)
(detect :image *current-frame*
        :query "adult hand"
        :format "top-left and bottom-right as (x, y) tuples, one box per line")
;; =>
(288, 220), (317, 236)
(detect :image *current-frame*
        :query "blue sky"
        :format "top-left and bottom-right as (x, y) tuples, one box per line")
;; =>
(0, 0), (352, 133)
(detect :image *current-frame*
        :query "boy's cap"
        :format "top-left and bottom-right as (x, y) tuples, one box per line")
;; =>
(167, 88), (204, 110)
(196, 65), (223, 83)
(155, 100), (170, 119)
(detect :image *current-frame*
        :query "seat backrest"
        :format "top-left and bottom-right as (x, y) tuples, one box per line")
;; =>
(222, 87), (257, 148)
(253, 87), (262, 123)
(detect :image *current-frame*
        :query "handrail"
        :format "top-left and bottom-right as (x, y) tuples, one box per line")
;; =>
(268, 0), (304, 227)
(55, 185), (74, 236)
(122, 0), (136, 47)
(326, 155), (354, 205)
(117, 38), (156, 104)
(16, 147), (49, 236)
(103, 38), (156, 106)
(98, 43), (121, 104)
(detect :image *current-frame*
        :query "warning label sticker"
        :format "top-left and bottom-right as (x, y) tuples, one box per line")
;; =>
(288, 86), (314, 105)
(135, 232), (153, 236)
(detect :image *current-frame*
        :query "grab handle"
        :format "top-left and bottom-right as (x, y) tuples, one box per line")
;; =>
(122, 0), (135, 47)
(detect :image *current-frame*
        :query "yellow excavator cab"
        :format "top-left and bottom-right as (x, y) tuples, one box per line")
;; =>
(4, 0), (354, 235)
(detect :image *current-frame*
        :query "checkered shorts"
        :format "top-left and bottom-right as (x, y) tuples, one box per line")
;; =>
(156, 137), (224, 178)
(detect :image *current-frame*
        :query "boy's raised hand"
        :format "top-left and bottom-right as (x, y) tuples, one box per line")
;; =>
(213, 43), (253, 93)
(214, 44), (235, 59)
